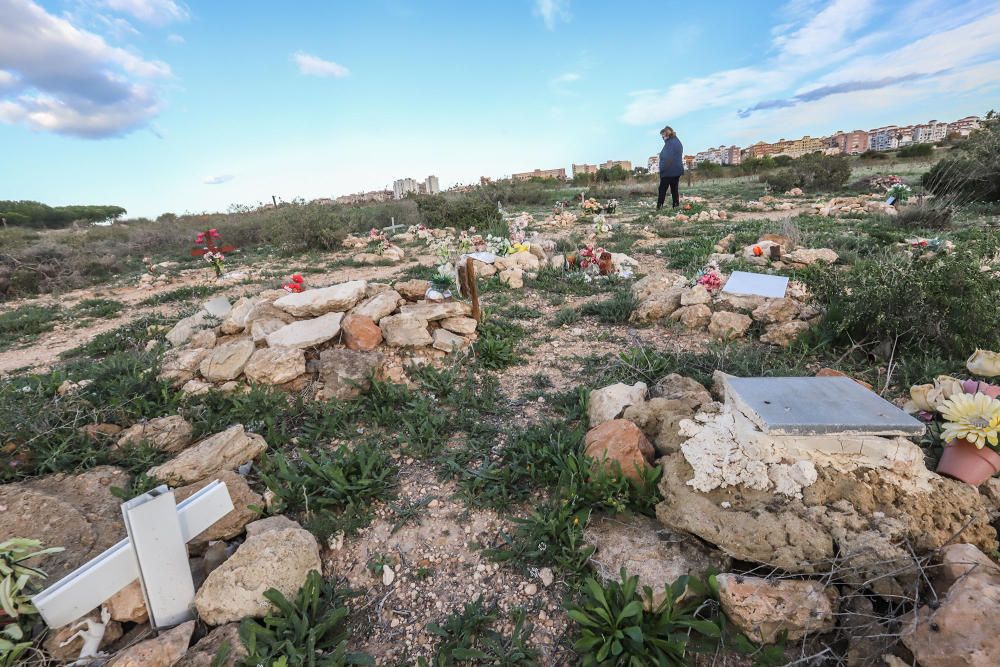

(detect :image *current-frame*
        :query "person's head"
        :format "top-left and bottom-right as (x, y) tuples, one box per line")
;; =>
(661, 126), (675, 141)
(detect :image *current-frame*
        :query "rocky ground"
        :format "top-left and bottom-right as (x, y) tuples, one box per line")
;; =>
(2, 187), (998, 667)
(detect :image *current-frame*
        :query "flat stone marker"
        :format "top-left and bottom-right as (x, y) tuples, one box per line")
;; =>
(725, 376), (925, 436)
(722, 271), (788, 299)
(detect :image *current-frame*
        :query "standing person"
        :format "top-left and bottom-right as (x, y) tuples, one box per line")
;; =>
(657, 126), (684, 209)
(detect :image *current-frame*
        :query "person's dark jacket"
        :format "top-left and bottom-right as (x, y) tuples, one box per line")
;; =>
(659, 136), (684, 177)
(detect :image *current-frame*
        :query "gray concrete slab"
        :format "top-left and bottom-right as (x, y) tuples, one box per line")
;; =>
(724, 376), (925, 436)
(722, 271), (788, 298)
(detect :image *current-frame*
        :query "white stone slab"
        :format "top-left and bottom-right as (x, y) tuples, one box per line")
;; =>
(722, 271), (788, 299)
(724, 376), (925, 436)
(464, 252), (497, 264)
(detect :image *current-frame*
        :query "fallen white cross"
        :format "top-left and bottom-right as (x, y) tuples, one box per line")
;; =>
(32, 480), (234, 631)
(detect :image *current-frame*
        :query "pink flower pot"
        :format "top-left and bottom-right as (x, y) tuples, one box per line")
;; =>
(936, 438), (1000, 486)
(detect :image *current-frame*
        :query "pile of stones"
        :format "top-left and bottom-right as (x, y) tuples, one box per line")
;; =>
(161, 278), (478, 399)
(743, 195), (796, 211)
(807, 195), (897, 217)
(710, 233), (840, 270)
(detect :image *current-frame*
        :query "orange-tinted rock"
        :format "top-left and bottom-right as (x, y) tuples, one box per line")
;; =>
(341, 314), (383, 351)
(816, 368), (873, 390)
(584, 419), (655, 481)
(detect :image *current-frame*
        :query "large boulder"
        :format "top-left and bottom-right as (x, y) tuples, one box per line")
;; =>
(200, 339), (256, 382)
(174, 470), (264, 546)
(380, 313), (432, 347)
(318, 348), (384, 400)
(243, 347), (306, 385)
(116, 415), (193, 453)
(265, 312), (344, 349)
(107, 620), (194, 667)
(716, 574), (836, 644)
(588, 381), (648, 427)
(708, 311), (752, 340)
(273, 280), (367, 317)
(585, 514), (729, 606)
(901, 544), (1000, 666)
(0, 466), (128, 580)
(584, 419), (655, 481)
(351, 289), (402, 322)
(193, 517), (321, 625)
(341, 314), (384, 351)
(148, 425), (267, 485)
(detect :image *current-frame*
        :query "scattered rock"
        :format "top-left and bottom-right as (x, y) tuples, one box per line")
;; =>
(440, 316), (478, 335)
(243, 347), (306, 385)
(432, 328), (467, 353)
(380, 313), (432, 347)
(318, 348), (384, 400)
(584, 419), (655, 481)
(649, 374), (713, 409)
(106, 580), (148, 623)
(194, 517), (321, 625)
(784, 248), (838, 265)
(166, 311), (210, 347)
(200, 339), (256, 382)
(716, 574), (836, 644)
(708, 311), (752, 340)
(680, 285), (711, 306)
(395, 279), (430, 301)
(265, 312), (344, 349)
(203, 296), (232, 319)
(341, 313), (384, 351)
(630, 287), (683, 323)
(752, 298), (800, 324)
(760, 320), (811, 347)
(588, 381), (648, 427)
(273, 280), (367, 316)
(148, 425), (267, 485)
(399, 301), (472, 321)
(352, 289), (402, 322)
(108, 620), (195, 667)
(188, 329), (217, 349)
(671, 304), (712, 329)
(175, 623), (247, 667)
(220, 297), (259, 335)
(174, 470), (263, 545)
(161, 349), (210, 386)
(181, 379), (212, 395)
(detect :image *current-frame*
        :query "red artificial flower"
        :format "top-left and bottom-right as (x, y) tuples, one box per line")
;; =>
(292, 274), (304, 283)
(209, 228), (220, 237)
(752, 245), (763, 257)
(195, 233), (204, 243)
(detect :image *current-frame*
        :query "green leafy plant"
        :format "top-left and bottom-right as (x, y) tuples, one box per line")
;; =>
(238, 570), (373, 666)
(421, 597), (539, 666)
(566, 570), (720, 666)
(580, 289), (636, 324)
(474, 313), (525, 370)
(72, 298), (124, 319)
(1, 539), (64, 661)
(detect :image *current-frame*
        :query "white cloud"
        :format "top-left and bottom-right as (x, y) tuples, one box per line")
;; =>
(167, 33), (184, 44)
(0, 0), (171, 138)
(293, 51), (350, 78)
(535, 0), (570, 30)
(203, 174), (234, 185)
(552, 72), (580, 84)
(98, 0), (188, 25)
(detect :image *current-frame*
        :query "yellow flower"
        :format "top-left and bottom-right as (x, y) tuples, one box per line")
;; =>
(939, 392), (1000, 449)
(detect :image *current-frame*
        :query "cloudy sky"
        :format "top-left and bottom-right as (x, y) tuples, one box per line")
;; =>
(2, 0), (999, 217)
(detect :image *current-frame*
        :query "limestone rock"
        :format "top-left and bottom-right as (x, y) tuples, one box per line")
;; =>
(588, 381), (648, 427)
(650, 373), (713, 409)
(630, 287), (683, 323)
(631, 274), (686, 302)
(761, 320), (810, 347)
(188, 329), (217, 349)
(680, 285), (711, 306)
(175, 623), (247, 667)
(901, 544), (1000, 667)
(495, 250), (540, 272)
(708, 311), (752, 340)
(166, 311), (210, 347)
(352, 289), (402, 322)
(194, 518), (321, 625)
(432, 328), (468, 353)
(108, 619), (194, 667)
(671, 304), (712, 329)
(265, 312), (344, 349)
(341, 313), (384, 351)
(785, 248), (838, 265)
(174, 470), (263, 546)
(717, 293), (767, 313)
(752, 298), (800, 324)
(273, 280), (367, 316)
(380, 313), (432, 347)
(318, 348), (384, 400)
(440, 316), (478, 335)
(107, 580), (148, 623)
(200, 339), (255, 382)
(220, 297), (259, 335)
(181, 379), (212, 395)
(585, 514), (729, 606)
(716, 574), (836, 644)
(148, 425), (267, 485)
(203, 296), (232, 319)
(395, 279), (430, 301)
(249, 318), (286, 343)
(243, 347), (306, 385)
(584, 419), (655, 481)
(623, 398), (701, 457)
(499, 267), (524, 288)
(0, 466), (128, 580)
(245, 300), (294, 329)
(116, 415), (194, 453)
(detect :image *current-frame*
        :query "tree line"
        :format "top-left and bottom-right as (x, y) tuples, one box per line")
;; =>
(0, 200), (127, 229)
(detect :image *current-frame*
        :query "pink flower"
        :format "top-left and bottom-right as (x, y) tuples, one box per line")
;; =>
(209, 228), (220, 237)
(195, 233), (204, 243)
(962, 379), (1000, 399)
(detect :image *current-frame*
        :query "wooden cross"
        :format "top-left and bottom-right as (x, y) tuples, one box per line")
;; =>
(32, 481), (234, 631)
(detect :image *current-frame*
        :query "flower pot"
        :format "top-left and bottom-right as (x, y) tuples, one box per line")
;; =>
(936, 438), (1000, 486)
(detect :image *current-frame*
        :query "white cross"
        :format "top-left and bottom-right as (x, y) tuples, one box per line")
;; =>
(32, 480), (234, 631)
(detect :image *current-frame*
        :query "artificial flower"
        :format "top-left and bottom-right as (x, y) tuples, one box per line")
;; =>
(967, 349), (1000, 378)
(939, 392), (1000, 449)
(292, 274), (304, 283)
(752, 245), (763, 257)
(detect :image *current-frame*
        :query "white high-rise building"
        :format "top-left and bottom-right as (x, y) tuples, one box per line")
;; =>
(425, 175), (440, 195)
(392, 178), (418, 200)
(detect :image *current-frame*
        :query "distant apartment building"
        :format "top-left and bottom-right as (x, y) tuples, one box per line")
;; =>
(829, 130), (869, 155)
(724, 145), (741, 166)
(647, 155), (659, 173)
(392, 177), (419, 200)
(511, 168), (567, 181)
(335, 190), (392, 205)
(683, 155), (695, 170)
(868, 126), (898, 151)
(693, 145), (741, 166)
(480, 176), (493, 185)
(572, 163), (597, 178)
(912, 120), (949, 144)
(425, 175), (440, 195)
(600, 160), (633, 171)
(947, 115), (981, 136)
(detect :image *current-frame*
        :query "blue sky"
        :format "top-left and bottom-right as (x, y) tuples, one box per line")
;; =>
(2, 0), (999, 218)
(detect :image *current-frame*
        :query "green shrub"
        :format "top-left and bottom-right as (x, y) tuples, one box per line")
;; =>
(923, 111), (1000, 203)
(422, 598), (539, 666)
(72, 298), (124, 319)
(474, 313), (526, 370)
(860, 150), (889, 161)
(808, 248), (1000, 358)
(566, 571), (722, 666)
(413, 194), (502, 231)
(765, 153), (850, 193)
(898, 143), (934, 158)
(552, 307), (581, 327)
(238, 570), (373, 666)
(140, 285), (221, 306)
(664, 237), (715, 272)
(580, 289), (636, 324)
(0, 304), (61, 349)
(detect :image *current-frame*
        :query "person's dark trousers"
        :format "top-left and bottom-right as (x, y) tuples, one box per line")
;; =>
(656, 176), (681, 209)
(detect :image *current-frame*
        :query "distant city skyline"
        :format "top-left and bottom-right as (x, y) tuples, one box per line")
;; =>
(1, 0), (999, 217)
